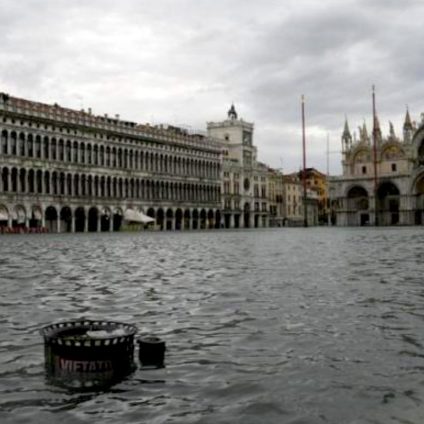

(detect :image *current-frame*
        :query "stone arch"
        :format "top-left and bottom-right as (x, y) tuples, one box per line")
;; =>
(1, 167), (9, 192)
(1, 129), (7, 154)
(215, 209), (222, 229)
(166, 208), (173, 230)
(88, 206), (99, 232)
(113, 207), (123, 231)
(147, 207), (155, 220)
(200, 208), (207, 229)
(207, 209), (214, 229)
(184, 209), (191, 229)
(156, 208), (165, 230)
(346, 185), (369, 226)
(30, 206), (41, 231)
(192, 209), (199, 230)
(101, 207), (112, 231)
(243, 202), (251, 228)
(11, 167), (18, 192)
(44, 206), (57, 232)
(60, 206), (72, 232)
(74, 206), (86, 232)
(376, 181), (400, 226)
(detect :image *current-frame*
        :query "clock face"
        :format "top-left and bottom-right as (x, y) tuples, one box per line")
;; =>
(244, 178), (250, 191)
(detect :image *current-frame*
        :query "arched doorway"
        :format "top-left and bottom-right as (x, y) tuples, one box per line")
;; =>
(44, 206), (57, 232)
(175, 208), (183, 230)
(207, 209), (214, 229)
(200, 209), (207, 229)
(60, 206), (72, 232)
(101, 207), (111, 231)
(88, 207), (98, 232)
(184, 209), (190, 230)
(156, 208), (165, 230)
(377, 182), (400, 226)
(166, 208), (174, 230)
(192, 209), (199, 230)
(346, 186), (369, 226)
(215, 210), (221, 229)
(243, 203), (250, 228)
(75, 207), (86, 232)
(414, 174), (424, 224)
(30, 205), (43, 229)
(113, 208), (123, 231)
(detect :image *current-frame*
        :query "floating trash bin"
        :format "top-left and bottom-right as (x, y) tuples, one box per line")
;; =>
(41, 319), (137, 390)
(137, 336), (166, 368)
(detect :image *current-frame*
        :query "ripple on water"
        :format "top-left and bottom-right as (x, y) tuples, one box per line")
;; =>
(1, 228), (424, 423)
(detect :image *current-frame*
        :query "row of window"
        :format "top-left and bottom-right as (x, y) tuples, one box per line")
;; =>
(359, 163), (397, 175)
(0, 129), (220, 179)
(223, 199), (267, 212)
(223, 181), (267, 197)
(0, 167), (220, 203)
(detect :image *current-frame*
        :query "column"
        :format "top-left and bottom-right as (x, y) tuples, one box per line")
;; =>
(7, 171), (11, 194)
(71, 216), (75, 233)
(109, 215), (113, 232)
(41, 214), (46, 229)
(84, 209), (88, 232)
(57, 216), (61, 233)
(229, 214), (235, 229)
(97, 215), (101, 232)
(41, 172), (45, 195)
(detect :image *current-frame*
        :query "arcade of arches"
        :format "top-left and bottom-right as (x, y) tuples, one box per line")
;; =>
(0, 204), (225, 232)
(342, 182), (403, 226)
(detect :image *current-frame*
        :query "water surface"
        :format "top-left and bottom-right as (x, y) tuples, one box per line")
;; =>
(1, 228), (424, 423)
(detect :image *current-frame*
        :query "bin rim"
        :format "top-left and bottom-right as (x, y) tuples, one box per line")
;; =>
(40, 318), (138, 342)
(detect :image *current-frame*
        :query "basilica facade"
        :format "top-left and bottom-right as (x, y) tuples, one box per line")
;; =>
(330, 108), (424, 226)
(0, 93), (222, 232)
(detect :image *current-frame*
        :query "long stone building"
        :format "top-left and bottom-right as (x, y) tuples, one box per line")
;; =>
(330, 108), (424, 226)
(0, 92), (222, 232)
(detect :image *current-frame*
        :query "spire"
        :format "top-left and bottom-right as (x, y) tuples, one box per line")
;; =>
(404, 106), (413, 130)
(389, 121), (396, 139)
(341, 116), (352, 152)
(227, 103), (238, 120)
(362, 121), (368, 141)
(403, 106), (413, 143)
(343, 117), (351, 137)
(372, 85), (382, 145)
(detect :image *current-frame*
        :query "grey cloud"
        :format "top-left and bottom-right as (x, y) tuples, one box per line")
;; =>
(0, 0), (423, 175)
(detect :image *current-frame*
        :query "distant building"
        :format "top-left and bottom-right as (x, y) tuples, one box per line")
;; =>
(298, 167), (328, 224)
(330, 107), (424, 226)
(281, 173), (319, 226)
(207, 105), (270, 228)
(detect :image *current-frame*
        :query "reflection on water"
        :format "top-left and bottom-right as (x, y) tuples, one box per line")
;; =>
(1, 228), (424, 423)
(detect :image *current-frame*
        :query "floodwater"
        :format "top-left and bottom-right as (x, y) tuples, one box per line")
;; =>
(1, 227), (424, 424)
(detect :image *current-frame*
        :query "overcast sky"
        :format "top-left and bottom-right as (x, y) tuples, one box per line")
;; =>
(1, 0), (423, 174)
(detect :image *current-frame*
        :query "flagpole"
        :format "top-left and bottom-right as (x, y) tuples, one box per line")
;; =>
(302, 95), (307, 227)
(372, 85), (379, 226)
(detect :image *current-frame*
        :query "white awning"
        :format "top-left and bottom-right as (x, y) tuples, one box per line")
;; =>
(139, 211), (155, 223)
(13, 209), (26, 223)
(32, 209), (42, 220)
(124, 209), (155, 223)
